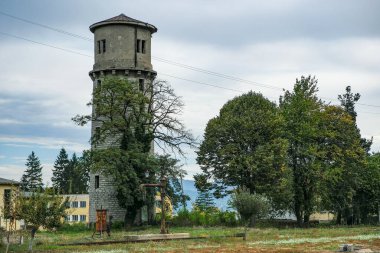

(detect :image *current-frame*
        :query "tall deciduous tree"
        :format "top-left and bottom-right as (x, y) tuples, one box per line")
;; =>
(338, 86), (372, 153)
(279, 76), (323, 225)
(20, 152), (43, 191)
(318, 105), (366, 224)
(73, 77), (195, 225)
(196, 91), (291, 210)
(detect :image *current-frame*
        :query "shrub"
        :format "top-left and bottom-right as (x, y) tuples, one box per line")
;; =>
(171, 208), (238, 227)
(59, 222), (89, 232)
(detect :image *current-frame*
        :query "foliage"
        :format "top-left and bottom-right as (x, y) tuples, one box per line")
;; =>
(230, 189), (270, 240)
(59, 222), (90, 232)
(14, 190), (68, 230)
(51, 149), (89, 194)
(229, 189), (270, 224)
(13, 189), (68, 252)
(171, 208), (238, 227)
(52, 148), (71, 194)
(279, 75), (324, 225)
(73, 77), (195, 224)
(196, 91), (291, 210)
(70, 151), (90, 194)
(353, 152), (380, 224)
(318, 105), (366, 224)
(73, 77), (195, 155)
(194, 190), (215, 212)
(338, 86), (372, 153)
(20, 151), (43, 191)
(154, 154), (190, 210)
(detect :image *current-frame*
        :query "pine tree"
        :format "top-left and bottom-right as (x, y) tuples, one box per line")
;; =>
(70, 152), (90, 194)
(194, 190), (215, 211)
(20, 151), (43, 191)
(52, 148), (71, 193)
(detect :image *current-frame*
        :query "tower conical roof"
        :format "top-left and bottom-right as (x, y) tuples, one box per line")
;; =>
(90, 14), (157, 33)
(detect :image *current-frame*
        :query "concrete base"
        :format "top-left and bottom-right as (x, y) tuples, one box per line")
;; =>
(125, 233), (191, 241)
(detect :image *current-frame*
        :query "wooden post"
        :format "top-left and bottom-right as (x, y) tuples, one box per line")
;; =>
(160, 178), (167, 234)
(140, 177), (168, 234)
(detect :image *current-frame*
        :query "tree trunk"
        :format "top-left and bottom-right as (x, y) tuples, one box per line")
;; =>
(28, 228), (37, 253)
(294, 200), (303, 227)
(336, 210), (342, 225)
(124, 208), (137, 227)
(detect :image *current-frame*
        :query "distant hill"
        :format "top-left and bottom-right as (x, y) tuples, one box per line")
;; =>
(179, 179), (230, 211)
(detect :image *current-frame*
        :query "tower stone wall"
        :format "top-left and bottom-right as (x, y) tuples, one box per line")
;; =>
(88, 14), (157, 223)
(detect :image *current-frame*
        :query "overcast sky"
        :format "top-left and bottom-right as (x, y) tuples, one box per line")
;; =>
(0, 0), (379, 184)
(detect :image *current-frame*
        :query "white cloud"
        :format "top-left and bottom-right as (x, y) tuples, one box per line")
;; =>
(0, 164), (24, 181)
(0, 135), (89, 153)
(0, 163), (54, 185)
(0, 119), (24, 125)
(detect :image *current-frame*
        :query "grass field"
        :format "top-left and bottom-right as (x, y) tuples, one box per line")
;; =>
(2, 225), (380, 252)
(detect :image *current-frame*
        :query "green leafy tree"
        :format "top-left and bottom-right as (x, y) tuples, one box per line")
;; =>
(355, 153), (380, 223)
(20, 152), (43, 191)
(338, 86), (372, 153)
(155, 154), (190, 210)
(318, 105), (366, 224)
(230, 188), (270, 240)
(51, 148), (71, 193)
(279, 76), (324, 225)
(196, 91), (290, 210)
(14, 189), (68, 252)
(73, 77), (195, 225)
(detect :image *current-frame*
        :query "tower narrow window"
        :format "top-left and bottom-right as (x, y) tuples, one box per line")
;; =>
(142, 40), (146, 54)
(95, 175), (100, 189)
(97, 80), (102, 90)
(136, 39), (141, 53)
(139, 79), (144, 91)
(102, 39), (106, 53)
(97, 40), (106, 54)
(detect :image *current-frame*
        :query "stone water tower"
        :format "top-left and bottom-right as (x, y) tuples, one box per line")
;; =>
(88, 14), (157, 223)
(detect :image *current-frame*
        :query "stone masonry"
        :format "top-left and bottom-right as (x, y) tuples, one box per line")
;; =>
(88, 14), (157, 223)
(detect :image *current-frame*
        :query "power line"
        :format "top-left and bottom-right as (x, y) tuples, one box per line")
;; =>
(1, 29), (380, 115)
(0, 11), (92, 41)
(0, 31), (92, 58)
(159, 73), (244, 93)
(1, 10), (380, 109)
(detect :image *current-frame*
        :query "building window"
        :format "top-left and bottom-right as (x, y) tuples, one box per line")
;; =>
(95, 175), (100, 189)
(80, 215), (87, 222)
(97, 39), (106, 54)
(65, 201), (71, 208)
(136, 39), (146, 54)
(97, 80), (102, 90)
(71, 201), (79, 208)
(142, 40), (146, 54)
(65, 216), (70, 222)
(102, 39), (106, 53)
(80, 201), (87, 208)
(137, 39), (141, 53)
(72, 215), (78, 222)
(139, 79), (144, 92)
(4, 189), (11, 219)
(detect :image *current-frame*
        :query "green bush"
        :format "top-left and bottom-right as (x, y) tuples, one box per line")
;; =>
(171, 208), (238, 227)
(111, 221), (125, 229)
(59, 222), (89, 232)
